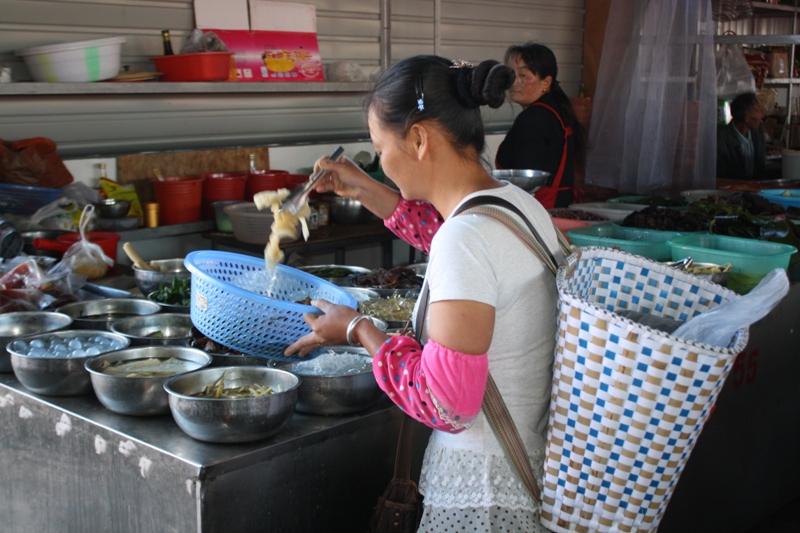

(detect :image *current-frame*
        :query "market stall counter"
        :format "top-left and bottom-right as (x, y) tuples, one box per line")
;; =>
(0, 378), (429, 533)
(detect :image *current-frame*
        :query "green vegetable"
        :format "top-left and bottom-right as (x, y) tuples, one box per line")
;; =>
(152, 278), (190, 306)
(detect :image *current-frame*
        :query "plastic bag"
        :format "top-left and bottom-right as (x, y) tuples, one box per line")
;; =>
(11, 182), (102, 232)
(60, 205), (113, 280)
(716, 43), (756, 99)
(179, 29), (229, 54)
(672, 269), (789, 348)
(0, 257), (81, 313)
(0, 137), (74, 188)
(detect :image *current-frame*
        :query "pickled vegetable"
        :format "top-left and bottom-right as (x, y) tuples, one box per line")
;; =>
(191, 370), (275, 398)
(359, 294), (416, 321)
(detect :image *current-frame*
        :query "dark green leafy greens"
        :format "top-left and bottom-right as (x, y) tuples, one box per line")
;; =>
(152, 278), (190, 306)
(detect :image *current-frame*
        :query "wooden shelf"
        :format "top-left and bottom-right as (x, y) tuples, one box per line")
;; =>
(714, 34), (800, 45)
(0, 81), (374, 97)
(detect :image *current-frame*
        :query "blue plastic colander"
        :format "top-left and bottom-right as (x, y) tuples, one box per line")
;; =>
(184, 251), (358, 361)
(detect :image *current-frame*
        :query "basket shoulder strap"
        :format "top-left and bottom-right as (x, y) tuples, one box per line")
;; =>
(454, 196), (570, 275)
(482, 372), (542, 504)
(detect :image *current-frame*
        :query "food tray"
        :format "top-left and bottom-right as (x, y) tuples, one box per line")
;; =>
(667, 234), (796, 293)
(567, 202), (641, 222)
(224, 202), (299, 245)
(0, 183), (62, 215)
(184, 251), (358, 361)
(757, 189), (800, 209)
(565, 224), (681, 261)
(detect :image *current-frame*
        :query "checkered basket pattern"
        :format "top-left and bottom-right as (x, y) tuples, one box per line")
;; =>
(540, 247), (749, 533)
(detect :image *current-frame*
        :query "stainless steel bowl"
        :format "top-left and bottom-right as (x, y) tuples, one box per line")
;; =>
(133, 259), (191, 296)
(147, 291), (190, 314)
(0, 312), (73, 373)
(94, 198), (131, 219)
(165, 366), (300, 443)
(8, 329), (130, 396)
(111, 313), (194, 346)
(297, 264), (374, 286)
(276, 346), (383, 415)
(328, 197), (373, 224)
(343, 287), (419, 329)
(490, 169), (551, 192)
(57, 298), (162, 330)
(85, 346), (212, 416)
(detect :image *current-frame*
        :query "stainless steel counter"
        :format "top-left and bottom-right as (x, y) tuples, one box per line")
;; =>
(0, 376), (425, 532)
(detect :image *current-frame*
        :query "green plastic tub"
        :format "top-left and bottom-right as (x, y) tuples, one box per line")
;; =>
(667, 234), (796, 293)
(564, 225), (682, 261)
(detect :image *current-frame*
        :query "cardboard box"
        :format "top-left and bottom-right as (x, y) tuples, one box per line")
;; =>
(195, 0), (324, 82)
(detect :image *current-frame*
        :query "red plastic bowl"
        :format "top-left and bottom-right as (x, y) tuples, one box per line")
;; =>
(151, 52), (232, 82)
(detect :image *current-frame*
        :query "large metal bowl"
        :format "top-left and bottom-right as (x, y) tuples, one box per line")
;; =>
(57, 298), (162, 330)
(8, 329), (130, 396)
(343, 287), (419, 329)
(490, 169), (551, 192)
(0, 312), (73, 373)
(165, 366), (300, 444)
(110, 313), (194, 346)
(133, 259), (191, 296)
(85, 346), (212, 416)
(275, 346), (383, 415)
(94, 198), (131, 219)
(297, 264), (374, 286)
(328, 197), (373, 224)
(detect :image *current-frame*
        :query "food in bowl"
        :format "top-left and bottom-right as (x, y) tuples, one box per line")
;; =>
(548, 208), (610, 222)
(190, 369), (276, 398)
(149, 278), (190, 307)
(351, 266), (423, 289)
(290, 349), (373, 376)
(359, 293), (417, 322)
(97, 356), (201, 377)
(10, 332), (126, 358)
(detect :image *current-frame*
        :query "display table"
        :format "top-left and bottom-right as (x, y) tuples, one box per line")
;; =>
(202, 220), (403, 268)
(0, 381), (428, 533)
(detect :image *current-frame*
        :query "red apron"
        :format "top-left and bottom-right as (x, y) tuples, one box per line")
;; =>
(496, 101), (575, 210)
(531, 102), (574, 209)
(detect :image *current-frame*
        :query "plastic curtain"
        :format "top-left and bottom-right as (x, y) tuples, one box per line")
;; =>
(585, 0), (718, 194)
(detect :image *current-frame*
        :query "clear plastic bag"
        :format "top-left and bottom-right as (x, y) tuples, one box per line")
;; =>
(716, 42), (756, 99)
(60, 205), (113, 280)
(672, 269), (789, 348)
(0, 257), (81, 312)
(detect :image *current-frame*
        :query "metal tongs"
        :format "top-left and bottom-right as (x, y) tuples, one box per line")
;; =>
(279, 146), (345, 215)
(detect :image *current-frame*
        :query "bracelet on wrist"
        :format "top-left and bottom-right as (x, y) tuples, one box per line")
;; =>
(346, 315), (370, 347)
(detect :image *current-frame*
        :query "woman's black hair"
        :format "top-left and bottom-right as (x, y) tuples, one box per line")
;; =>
(730, 92), (757, 123)
(504, 42), (588, 170)
(364, 55), (515, 158)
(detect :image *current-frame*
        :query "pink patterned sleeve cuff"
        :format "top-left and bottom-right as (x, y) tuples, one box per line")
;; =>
(384, 198), (443, 255)
(373, 335), (488, 432)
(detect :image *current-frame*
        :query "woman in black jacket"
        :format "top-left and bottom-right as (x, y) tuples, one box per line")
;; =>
(496, 42), (587, 208)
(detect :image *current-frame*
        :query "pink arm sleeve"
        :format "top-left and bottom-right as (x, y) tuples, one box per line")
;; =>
(373, 336), (488, 432)
(384, 198), (444, 255)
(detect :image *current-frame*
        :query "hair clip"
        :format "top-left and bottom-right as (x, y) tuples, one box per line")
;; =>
(450, 59), (474, 69)
(415, 71), (425, 112)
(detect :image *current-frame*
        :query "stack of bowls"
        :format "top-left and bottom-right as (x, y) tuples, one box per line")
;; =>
(57, 298), (162, 330)
(111, 314), (194, 346)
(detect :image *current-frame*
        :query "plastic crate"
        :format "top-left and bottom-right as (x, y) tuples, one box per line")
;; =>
(667, 234), (796, 293)
(224, 202), (299, 245)
(758, 189), (800, 209)
(184, 251), (357, 360)
(0, 183), (62, 215)
(565, 224), (682, 261)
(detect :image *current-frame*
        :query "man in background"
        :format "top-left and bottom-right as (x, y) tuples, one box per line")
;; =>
(717, 92), (767, 180)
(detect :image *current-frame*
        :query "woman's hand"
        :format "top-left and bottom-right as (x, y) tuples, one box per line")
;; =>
(312, 155), (400, 219)
(284, 299), (361, 357)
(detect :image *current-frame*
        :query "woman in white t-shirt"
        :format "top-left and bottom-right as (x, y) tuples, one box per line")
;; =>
(285, 55), (564, 533)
